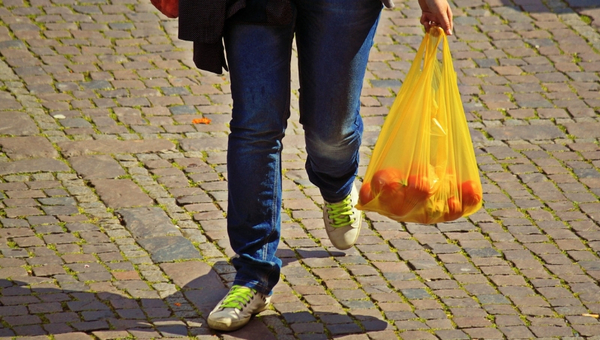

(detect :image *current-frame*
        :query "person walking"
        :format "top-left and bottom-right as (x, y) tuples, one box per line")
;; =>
(178, 0), (453, 332)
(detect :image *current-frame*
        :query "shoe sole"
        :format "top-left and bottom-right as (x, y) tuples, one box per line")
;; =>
(208, 318), (249, 332)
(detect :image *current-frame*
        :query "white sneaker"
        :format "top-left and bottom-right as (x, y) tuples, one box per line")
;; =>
(207, 285), (270, 331)
(323, 184), (362, 250)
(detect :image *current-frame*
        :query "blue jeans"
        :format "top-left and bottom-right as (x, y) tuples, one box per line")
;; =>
(224, 0), (381, 295)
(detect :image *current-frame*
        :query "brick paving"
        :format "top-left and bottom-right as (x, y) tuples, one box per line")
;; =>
(0, 0), (599, 339)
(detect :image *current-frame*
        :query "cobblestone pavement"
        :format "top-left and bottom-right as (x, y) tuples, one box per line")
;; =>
(0, 0), (599, 339)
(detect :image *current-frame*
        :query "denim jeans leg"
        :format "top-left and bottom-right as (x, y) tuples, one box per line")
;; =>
(223, 19), (295, 295)
(295, 0), (382, 203)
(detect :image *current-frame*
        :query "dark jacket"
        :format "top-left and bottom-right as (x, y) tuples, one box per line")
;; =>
(178, 0), (292, 74)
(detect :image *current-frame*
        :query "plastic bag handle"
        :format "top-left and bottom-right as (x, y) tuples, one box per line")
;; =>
(366, 28), (447, 179)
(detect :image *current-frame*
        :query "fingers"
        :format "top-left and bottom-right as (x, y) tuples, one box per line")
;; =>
(420, 12), (452, 35)
(420, 13), (438, 34)
(420, 0), (454, 36)
(420, 15), (426, 29)
(443, 6), (453, 35)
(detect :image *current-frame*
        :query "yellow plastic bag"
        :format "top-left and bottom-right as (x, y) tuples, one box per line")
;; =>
(357, 27), (482, 224)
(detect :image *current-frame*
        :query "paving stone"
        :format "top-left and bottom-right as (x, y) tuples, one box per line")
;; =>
(42, 233), (79, 244)
(69, 155), (126, 179)
(435, 329), (470, 339)
(27, 302), (64, 314)
(53, 333), (96, 340)
(3, 314), (42, 326)
(0, 136), (58, 160)
(0, 158), (70, 175)
(71, 320), (110, 332)
(27, 216), (59, 228)
(92, 330), (130, 340)
(4, 206), (44, 218)
(179, 137), (229, 152)
(400, 288), (432, 300)
(485, 124), (565, 141)
(0, 258), (26, 267)
(116, 207), (180, 239)
(59, 223), (95, 233)
(91, 179), (153, 209)
(38, 197), (76, 206)
(42, 205), (79, 215)
(529, 325), (575, 337)
(0, 112), (38, 136)
(0, 218), (30, 228)
(1, 248), (30, 258)
(564, 122), (600, 139)
(57, 139), (176, 157)
(465, 247), (502, 258)
(32, 264), (66, 277)
(137, 236), (201, 263)
(477, 294), (511, 305)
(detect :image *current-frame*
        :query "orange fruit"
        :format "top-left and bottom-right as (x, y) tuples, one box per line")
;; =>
(461, 180), (482, 208)
(389, 194), (412, 217)
(444, 196), (463, 221)
(405, 174), (432, 202)
(371, 168), (403, 194)
(359, 182), (375, 205)
(380, 182), (412, 217)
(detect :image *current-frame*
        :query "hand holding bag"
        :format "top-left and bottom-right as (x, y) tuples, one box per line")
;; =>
(357, 27), (482, 224)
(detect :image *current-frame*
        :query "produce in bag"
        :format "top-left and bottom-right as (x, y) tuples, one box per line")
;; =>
(357, 27), (482, 224)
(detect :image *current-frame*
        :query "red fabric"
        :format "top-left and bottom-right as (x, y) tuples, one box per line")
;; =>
(151, 0), (178, 18)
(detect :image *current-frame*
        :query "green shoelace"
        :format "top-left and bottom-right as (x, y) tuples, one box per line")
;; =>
(325, 196), (355, 227)
(220, 285), (255, 309)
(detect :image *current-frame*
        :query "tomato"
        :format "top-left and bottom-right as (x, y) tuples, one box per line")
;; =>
(371, 168), (411, 217)
(380, 182), (412, 217)
(444, 196), (463, 221)
(359, 182), (375, 205)
(405, 174), (432, 202)
(461, 180), (482, 208)
(371, 168), (403, 194)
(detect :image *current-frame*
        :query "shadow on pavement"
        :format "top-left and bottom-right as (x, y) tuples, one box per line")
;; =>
(0, 254), (389, 338)
(496, 0), (599, 11)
